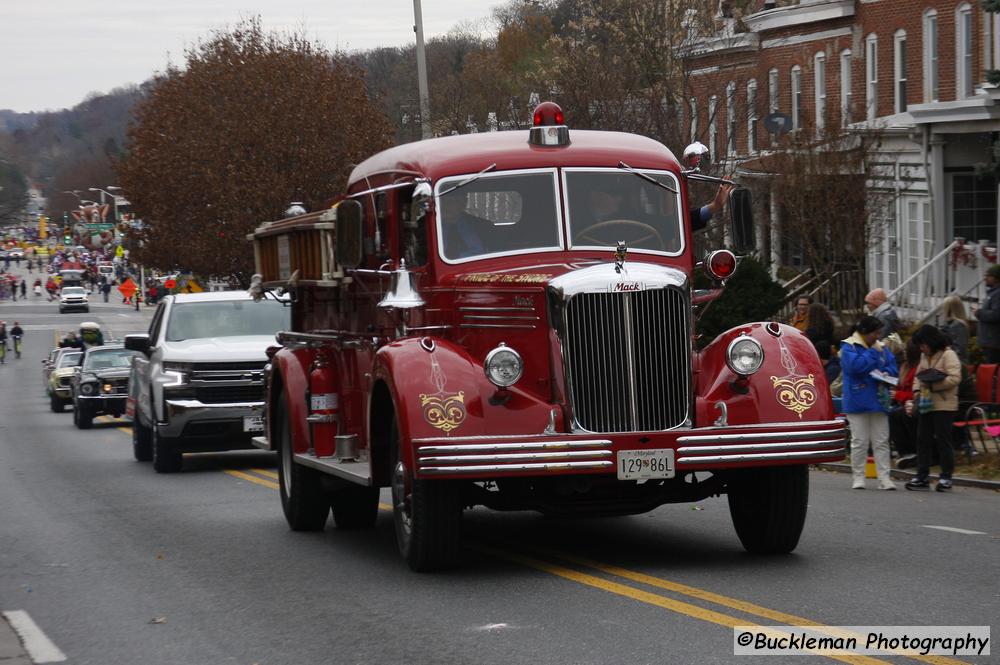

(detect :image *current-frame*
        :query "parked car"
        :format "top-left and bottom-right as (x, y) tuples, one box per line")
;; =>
(70, 344), (140, 428)
(59, 286), (90, 313)
(48, 349), (84, 412)
(7, 247), (24, 259)
(126, 291), (289, 472)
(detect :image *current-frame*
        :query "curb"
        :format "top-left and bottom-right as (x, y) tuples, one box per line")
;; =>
(815, 462), (1000, 490)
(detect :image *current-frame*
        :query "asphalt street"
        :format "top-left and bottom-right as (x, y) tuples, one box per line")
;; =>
(0, 283), (998, 665)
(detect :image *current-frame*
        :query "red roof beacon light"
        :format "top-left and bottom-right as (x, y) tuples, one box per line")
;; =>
(529, 101), (570, 147)
(705, 249), (737, 281)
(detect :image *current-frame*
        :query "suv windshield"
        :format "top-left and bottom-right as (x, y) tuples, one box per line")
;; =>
(165, 299), (290, 342)
(61, 287), (86, 296)
(437, 170), (561, 262)
(84, 348), (138, 370)
(564, 169), (683, 254)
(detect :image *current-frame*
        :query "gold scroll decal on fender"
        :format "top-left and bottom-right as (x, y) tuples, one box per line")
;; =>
(770, 374), (817, 418)
(420, 391), (466, 433)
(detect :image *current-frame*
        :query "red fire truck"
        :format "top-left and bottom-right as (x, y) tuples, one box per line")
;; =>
(250, 103), (847, 571)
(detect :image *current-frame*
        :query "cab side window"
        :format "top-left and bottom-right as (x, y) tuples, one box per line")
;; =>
(399, 186), (427, 267)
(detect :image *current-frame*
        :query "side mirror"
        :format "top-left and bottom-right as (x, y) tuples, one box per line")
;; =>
(335, 199), (364, 270)
(730, 188), (755, 254)
(124, 333), (151, 356)
(682, 141), (710, 171)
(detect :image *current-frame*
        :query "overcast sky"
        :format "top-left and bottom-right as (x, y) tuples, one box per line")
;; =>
(2, 1), (501, 113)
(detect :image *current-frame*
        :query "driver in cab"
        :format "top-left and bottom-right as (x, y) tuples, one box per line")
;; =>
(439, 192), (492, 260)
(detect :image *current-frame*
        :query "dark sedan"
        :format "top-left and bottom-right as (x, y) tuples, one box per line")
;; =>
(71, 345), (141, 429)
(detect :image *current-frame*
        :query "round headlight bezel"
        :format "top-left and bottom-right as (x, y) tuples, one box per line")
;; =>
(79, 382), (96, 395)
(484, 343), (524, 388)
(725, 335), (764, 376)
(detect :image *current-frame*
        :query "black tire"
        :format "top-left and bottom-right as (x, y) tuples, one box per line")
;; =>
(727, 465), (809, 554)
(152, 423), (182, 473)
(276, 392), (329, 531)
(50, 393), (64, 413)
(330, 486), (379, 530)
(75, 403), (93, 429)
(132, 412), (153, 462)
(390, 416), (462, 571)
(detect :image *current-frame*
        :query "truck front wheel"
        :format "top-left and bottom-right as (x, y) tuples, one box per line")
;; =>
(152, 424), (183, 473)
(727, 465), (808, 554)
(132, 411), (153, 462)
(390, 416), (462, 571)
(276, 393), (329, 531)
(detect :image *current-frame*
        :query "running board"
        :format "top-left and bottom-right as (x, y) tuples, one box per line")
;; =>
(293, 453), (372, 486)
(250, 435), (271, 451)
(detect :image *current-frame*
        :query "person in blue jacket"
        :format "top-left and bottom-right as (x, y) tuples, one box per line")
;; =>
(840, 315), (899, 490)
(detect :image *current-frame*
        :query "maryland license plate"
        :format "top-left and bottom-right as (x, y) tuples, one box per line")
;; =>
(243, 415), (265, 433)
(617, 449), (675, 480)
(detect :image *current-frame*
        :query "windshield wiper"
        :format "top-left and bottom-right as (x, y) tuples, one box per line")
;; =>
(438, 163), (498, 198)
(617, 161), (678, 194)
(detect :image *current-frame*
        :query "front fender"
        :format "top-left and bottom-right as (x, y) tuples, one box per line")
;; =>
(373, 337), (561, 457)
(696, 322), (833, 426)
(269, 346), (316, 454)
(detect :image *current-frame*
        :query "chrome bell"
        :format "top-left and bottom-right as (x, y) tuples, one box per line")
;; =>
(378, 259), (425, 309)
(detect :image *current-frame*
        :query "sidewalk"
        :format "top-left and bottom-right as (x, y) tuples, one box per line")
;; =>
(0, 614), (32, 665)
(815, 461), (1000, 490)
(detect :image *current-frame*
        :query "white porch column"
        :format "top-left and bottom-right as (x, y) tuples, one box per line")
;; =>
(769, 186), (781, 279)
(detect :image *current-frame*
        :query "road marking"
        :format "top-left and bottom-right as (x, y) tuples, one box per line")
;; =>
(921, 525), (987, 535)
(2, 610), (67, 663)
(223, 469), (278, 490)
(250, 468), (278, 480)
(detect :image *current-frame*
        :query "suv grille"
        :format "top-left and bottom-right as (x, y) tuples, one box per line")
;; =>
(563, 287), (690, 433)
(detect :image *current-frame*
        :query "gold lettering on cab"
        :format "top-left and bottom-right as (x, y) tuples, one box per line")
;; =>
(458, 273), (552, 284)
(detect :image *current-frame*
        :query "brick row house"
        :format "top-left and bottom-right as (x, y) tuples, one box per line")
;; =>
(683, 0), (1000, 319)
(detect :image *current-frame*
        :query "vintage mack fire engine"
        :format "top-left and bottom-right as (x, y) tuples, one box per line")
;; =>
(250, 103), (847, 571)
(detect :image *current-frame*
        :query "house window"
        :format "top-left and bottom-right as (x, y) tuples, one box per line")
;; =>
(923, 10), (939, 102)
(866, 34), (878, 121)
(689, 97), (698, 143)
(952, 173), (999, 243)
(894, 30), (907, 113)
(957, 3), (974, 98)
(768, 68), (779, 113)
(708, 95), (718, 163)
(791, 65), (802, 130)
(814, 52), (826, 133)
(747, 79), (758, 154)
(726, 81), (737, 156)
(840, 49), (853, 126)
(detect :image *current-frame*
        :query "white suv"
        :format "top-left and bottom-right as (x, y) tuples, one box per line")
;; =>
(59, 286), (90, 313)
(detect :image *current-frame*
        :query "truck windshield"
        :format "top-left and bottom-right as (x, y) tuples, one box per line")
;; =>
(563, 169), (683, 255)
(165, 300), (290, 341)
(437, 170), (561, 262)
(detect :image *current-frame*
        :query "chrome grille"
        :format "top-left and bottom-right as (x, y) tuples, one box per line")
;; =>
(563, 288), (690, 432)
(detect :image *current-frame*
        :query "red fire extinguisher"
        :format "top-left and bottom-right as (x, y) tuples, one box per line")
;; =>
(308, 355), (338, 457)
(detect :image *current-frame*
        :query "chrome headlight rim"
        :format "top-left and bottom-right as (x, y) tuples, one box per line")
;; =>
(79, 382), (97, 395)
(484, 343), (524, 388)
(725, 335), (764, 376)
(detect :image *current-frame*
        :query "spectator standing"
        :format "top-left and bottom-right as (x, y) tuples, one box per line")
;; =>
(804, 302), (835, 363)
(974, 263), (1000, 363)
(904, 325), (962, 491)
(938, 295), (969, 363)
(840, 316), (899, 490)
(19, 279), (26, 299)
(864, 288), (902, 340)
(788, 295), (812, 332)
(889, 340), (922, 468)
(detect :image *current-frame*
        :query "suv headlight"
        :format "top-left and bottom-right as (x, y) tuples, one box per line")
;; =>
(726, 336), (764, 376)
(79, 382), (97, 395)
(484, 343), (523, 388)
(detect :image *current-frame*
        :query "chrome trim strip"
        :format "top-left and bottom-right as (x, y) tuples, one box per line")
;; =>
(416, 439), (612, 453)
(676, 426), (846, 444)
(462, 315), (539, 321)
(677, 437), (848, 455)
(676, 448), (846, 465)
(420, 460), (615, 475)
(459, 323), (537, 329)
(458, 306), (535, 312)
(418, 450), (612, 465)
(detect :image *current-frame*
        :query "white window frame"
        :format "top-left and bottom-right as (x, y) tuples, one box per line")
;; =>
(840, 49), (852, 127)
(866, 33), (878, 122)
(894, 29), (907, 113)
(768, 67), (779, 113)
(689, 97), (698, 143)
(956, 3), (974, 98)
(791, 65), (802, 130)
(747, 79), (758, 154)
(708, 95), (718, 163)
(814, 51), (826, 134)
(726, 81), (737, 157)
(923, 10), (939, 102)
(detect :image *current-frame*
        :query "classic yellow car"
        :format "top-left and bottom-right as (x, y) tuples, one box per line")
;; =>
(48, 348), (84, 412)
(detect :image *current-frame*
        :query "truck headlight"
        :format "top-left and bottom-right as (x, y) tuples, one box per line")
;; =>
(484, 343), (523, 388)
(162, 362), (190, 388)
(80, 382), (96, 395)
(726, 336), (764, 376)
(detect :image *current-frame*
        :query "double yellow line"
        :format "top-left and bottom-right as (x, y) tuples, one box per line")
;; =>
(103, 424), (969, 665)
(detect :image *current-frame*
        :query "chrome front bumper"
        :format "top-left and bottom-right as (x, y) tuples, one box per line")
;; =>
(412, 419), (848, 478)
(161, 398), (265, 439)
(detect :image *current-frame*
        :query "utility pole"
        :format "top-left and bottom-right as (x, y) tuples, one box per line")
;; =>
(413, 0), (432, 139)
